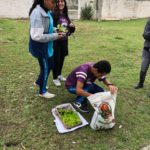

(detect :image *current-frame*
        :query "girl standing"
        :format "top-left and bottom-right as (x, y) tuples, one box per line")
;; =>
(29, 0), (63, 98)
(52, 0), (75, 86)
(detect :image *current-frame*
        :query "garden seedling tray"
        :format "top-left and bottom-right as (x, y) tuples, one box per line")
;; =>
(55, 104), (82, 129)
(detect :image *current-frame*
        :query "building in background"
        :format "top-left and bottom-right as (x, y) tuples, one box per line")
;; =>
(0, 0), (150, 20)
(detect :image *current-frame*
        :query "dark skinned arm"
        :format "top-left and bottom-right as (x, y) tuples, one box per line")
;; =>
(76, 80), (92, 97)
(103, 79), (117, 94)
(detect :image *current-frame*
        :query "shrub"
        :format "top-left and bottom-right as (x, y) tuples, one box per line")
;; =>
(81, 3), (93, 20)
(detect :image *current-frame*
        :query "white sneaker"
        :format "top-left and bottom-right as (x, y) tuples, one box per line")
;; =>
(58, 75), (66, 81)
(39, 92), (55, 99)
(53, 79), (61, 86)
(34, 82), (39, 87)
(34, 82), (48, 89)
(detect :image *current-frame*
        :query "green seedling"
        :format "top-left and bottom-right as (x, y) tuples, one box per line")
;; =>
(58, 108), (82, 129)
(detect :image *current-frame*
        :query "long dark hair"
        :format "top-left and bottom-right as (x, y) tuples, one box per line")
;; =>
(53, 0), (70, 24)
(29, 0), (45, 16)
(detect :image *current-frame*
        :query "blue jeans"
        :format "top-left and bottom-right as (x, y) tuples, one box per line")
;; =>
(67, 83), (104, 104)
(36, 57), (53, 94)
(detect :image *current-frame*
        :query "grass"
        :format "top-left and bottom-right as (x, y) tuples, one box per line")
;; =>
(0, 18), (150, 150)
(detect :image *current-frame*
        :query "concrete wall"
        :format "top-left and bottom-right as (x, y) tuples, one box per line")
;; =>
(0, 0), (32, 18)
(67, 0), (78, 9)
(66, 0), (78, 19)
(0, 0), (150, 20)
(0, 0), (78, 19)
(98, 0), (150, 20)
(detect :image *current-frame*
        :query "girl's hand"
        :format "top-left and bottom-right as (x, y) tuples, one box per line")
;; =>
(68, 23), (75, 35)
(58, 32), (66, 39)
(58, 32), (63, 39)
(54, 27), (59, 33)
(69, 23), (75, 27)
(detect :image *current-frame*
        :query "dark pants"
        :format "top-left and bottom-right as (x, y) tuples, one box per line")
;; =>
(52, 48), (65, 79)
(67, 83), (104, 104)
(52, 40), (68, 79)
(36, 57), (53, 94)
(141, 49), (150, 72)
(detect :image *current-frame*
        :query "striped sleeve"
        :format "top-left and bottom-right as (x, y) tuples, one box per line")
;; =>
(98, 75), (106, 81)
(76, 71), (87, 82)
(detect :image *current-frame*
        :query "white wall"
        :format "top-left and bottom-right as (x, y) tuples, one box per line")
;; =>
(0, 0), (32, 18)
(0, 0), (150, 20)
(0, 0), (78, 19)
(100, 0), (150, 20)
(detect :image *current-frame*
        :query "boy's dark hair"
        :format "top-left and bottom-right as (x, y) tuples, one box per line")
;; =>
(93, 60), (111, 73)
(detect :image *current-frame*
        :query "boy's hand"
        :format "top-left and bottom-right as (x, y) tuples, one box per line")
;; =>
(108, 85), (118, 94)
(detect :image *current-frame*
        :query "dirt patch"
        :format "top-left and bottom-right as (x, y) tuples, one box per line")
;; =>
(141, 145), (150, 150)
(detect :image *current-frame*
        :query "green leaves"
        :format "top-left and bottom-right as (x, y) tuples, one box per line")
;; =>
(57, 24), (67, 33)
(58, 108), (81, 129)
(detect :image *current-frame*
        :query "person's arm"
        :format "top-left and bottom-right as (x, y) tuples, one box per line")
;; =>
(30, 11), (62, 42)
(103, 79), (117, 94)
(143, 20), (150, 41)
(67, 22), (75, 36)
(76, 80), (92, 97)
(69, 22), (75, 28)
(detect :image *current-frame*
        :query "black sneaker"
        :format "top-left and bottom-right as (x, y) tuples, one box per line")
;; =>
(134, 83), (143, 89)
(73, 102), (90, 113)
